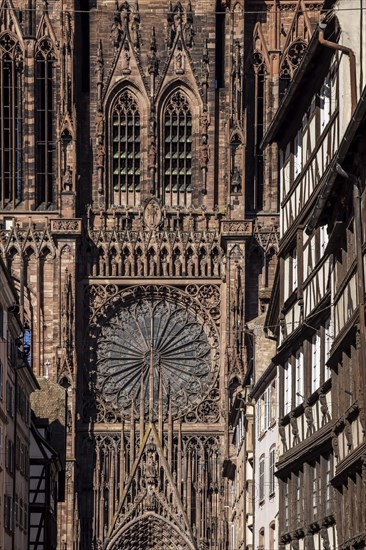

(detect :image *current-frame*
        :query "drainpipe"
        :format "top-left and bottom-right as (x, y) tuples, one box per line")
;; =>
(319, 22), (357, 114)
(336, 163), (366, 429)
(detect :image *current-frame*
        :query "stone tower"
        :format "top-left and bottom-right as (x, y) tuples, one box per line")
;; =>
(0, 0), (281, 548)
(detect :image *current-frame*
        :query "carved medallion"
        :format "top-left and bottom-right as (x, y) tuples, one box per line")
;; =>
(144, 198), (162, 230)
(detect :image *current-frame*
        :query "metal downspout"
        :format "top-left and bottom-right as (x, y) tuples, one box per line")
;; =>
(319, 23), (357, 114)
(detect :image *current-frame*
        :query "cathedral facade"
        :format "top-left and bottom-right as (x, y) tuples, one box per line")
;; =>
(0, 0), (322, 548)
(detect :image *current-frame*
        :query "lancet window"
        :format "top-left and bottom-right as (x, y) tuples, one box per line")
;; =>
(0, 34), (23, 208)
(254, 61), (265, 210)
(112, 90), (141, 206)
(35, 39), (56, 207)
(163, 91), (192, 206)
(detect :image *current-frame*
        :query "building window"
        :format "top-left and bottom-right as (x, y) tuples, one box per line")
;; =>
(293, 129), (302, 179)
(0, 34), (23, 208)
(259, 455), (265, 502)
(258, 527), (265, 550)
(6, 380), (13, 417)
(4, 495), (13, 532)
(325, 455), (333, 515)
(164, 91), (192, 206)
(24, 503), (28, 533)
(311, 333), (321, 393)
(270, 379), (276, 422)
(320, 224), (329, 255)
(319, 77), (331, 131)
(312, 462), (319, 519)
(231, 523), (236, 550)
(269, 447), (276, 496)
(292, 247), (298, 292)
(284, 361), (292, 415)
(296, 473), (302, 526)
(0, 307), (3, 338)
(254, 66), (265, 210)
(35, 39), (56, 207)
(112, 90), (141, 205)
(295, 348), (304, 406)
(284, 480), (289, 532)
(14, 494), (18, 526)
(324, 317), (333, 380)
(259, 389), (270, 433)
(19, 498), (23, 530)
(5, 437), (14, 473)
(269, 522), (275, 550)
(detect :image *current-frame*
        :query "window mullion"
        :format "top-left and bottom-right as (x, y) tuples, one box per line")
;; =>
(0, 55), (4, 208)
(124, 110), (128, 205)
(132, 111), (135, 206)
(183, 110), (187, 204)
(11, 57), (16, 207)
(170, 110), (173, 203)
(117, 111), (121, 206)
(45, 57), (49, 204)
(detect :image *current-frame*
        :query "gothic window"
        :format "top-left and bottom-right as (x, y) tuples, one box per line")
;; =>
(254, 64), (265, 210)
(280, 40), (307, 101)
(35, 39), (56, 207)
(163, 91), (192, 206)
(0, 34), (23, 208)
(112, 90), (141, 206)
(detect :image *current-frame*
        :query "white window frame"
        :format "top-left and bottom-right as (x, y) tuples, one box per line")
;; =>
(320, 78), (331, 130)
(311, 333), (321, 393)
(256, 400), (261, 438)
(284, 362), (292, 415)
(264, 388), (270, 431)
(292, 247), (298, 292)
(295, 348), (304, 406)
(294, 129), (302, 179)
(312, 464), (319, 519)
(324, 318), (333, 380)
(320, 224), (329, 256)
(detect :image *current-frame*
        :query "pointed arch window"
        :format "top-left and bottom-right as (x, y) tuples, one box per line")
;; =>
(35, 39), (56, 207)
(164, 91), (192, 206)
(253, 61), (265, 211)
(0, 33), (23, 208)
(112, 90), (141, 206)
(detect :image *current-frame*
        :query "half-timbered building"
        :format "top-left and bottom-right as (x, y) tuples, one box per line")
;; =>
(264, 3), (366, 548)
(0, 0), (283, 548)
(29, 419), (62, 550)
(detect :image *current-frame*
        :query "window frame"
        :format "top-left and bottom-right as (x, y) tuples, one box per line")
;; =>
(269, 446), (276, 496)
(0, 33), (23, 209)
(311, 332), (321, 393)
(162, 90), (193, 207)
(35, 38), (56, 207)
(259, 454), (265, 502)
(108, 88), (142, 207)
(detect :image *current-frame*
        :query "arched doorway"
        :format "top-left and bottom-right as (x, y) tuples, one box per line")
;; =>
(108, 512), (196, 550)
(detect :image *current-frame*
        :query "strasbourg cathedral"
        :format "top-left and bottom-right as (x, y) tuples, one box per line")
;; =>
(0, 0), (325, 548)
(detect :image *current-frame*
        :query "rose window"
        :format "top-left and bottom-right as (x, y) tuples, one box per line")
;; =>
(95, 295), (217, 420)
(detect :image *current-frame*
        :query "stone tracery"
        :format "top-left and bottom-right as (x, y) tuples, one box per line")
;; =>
(89, 284), (221, 423)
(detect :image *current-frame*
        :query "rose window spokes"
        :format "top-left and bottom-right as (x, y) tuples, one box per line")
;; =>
(96, 298), (214, 419)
